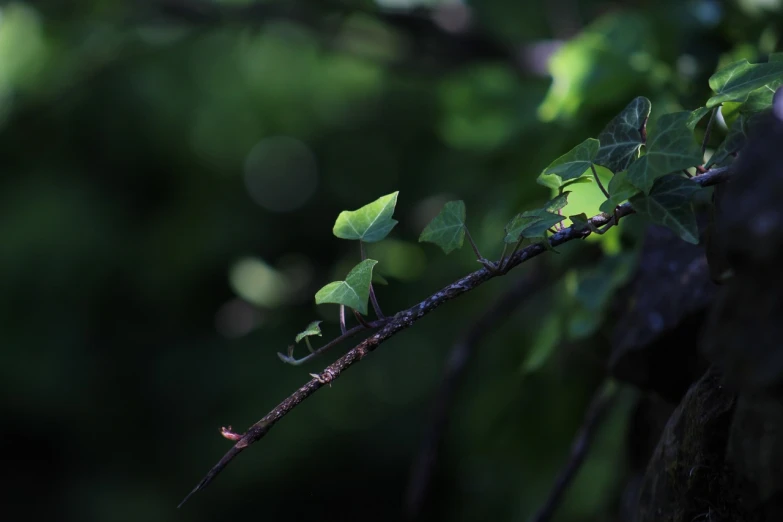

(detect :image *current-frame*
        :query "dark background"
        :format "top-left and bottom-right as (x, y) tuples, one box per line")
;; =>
(1, 1), (778, 521)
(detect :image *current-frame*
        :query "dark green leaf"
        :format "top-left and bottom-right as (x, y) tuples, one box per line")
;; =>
(686, 107), (711, 130)
(418, 200), (466, 254)
(542, 192), (570, 213)
(503, 211), (565, 244)
(599, 171), (640, 214)
(595, 96), (651, 171)
(333, 192), (399, 242)
(315, 259), (378, 314)
(569, 213), (590, 232)
(627, 112), (702, 193)
(707, 58), (783, 108)
(537, 138), (599, 189)
(295, 321), (322, 343)
(630, 175), (701, 244)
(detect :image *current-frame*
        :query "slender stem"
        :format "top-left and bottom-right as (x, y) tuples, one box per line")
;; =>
(278, 318), (389, 366)
(682, 169), (693, 178)
(369, 285), (384, 318)
(590, 164), (610, 199)
(501, 238), (524, 272)
(305, 338), (315, 354)
(339, 305), (347, 334)
(702, 107), (717, 157)
(353, 309), (372, 329)
(463, 225), (483, 261)
(496, 242), (508, 267)
(359, 240), (366, 261)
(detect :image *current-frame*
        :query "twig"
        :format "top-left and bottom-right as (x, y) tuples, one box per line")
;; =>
(178, 166), (732, 507)
(353, 309), (373, 329)
(529, 380), (619, 522)
(277, 318), (388, 366)
(405, 265), (545, 518)
(590, 164), (610, 199)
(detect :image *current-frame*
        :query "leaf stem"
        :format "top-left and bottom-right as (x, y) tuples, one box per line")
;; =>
(463, 225), (483, 261)
(590, 164), (610, 199)
(702, 107), (717, 157)
(353, 309), (372, 329)
(339, 305), (347, 334)
(369, 285), (384, 319)
(496, 243), (508, 267)
(277, 318), (389, 366)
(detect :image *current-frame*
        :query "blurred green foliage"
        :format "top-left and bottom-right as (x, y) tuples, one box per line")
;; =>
(1, 1), (780, 521)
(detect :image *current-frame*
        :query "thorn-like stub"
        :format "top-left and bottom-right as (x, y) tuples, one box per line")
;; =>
(220, 426), (242, 441)
(309, 369), (336, 386)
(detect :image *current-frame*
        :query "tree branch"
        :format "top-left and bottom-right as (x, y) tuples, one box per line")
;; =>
(530, 380), (619, 522)
(178, 166), (732, 507)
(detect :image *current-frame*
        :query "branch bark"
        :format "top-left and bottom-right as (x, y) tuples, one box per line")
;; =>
(179, 166), (732, 507)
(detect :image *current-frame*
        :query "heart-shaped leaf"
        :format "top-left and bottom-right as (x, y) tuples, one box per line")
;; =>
(599, 171), (640, 214)
(537, 138), (599, 189)
(504, 211), (565, 243)
(295, 321), (322, 343)
(315, 259), (378, 314)
(333, 192), (399, 242)
(630, 174), (702, 244)
(627, 111), (702, 194)
(595, 96), (651, 172)
(707, 57), (783, 108)
(418, 200), (466, 254)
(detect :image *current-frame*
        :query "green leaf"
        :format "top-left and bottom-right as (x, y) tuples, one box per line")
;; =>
(418, 200), (466, 254)
(599, 171), (640, 214)
(333, 192), (399, 242)
(629, 174), (701, 244)
(707, 58), (783, 108)
(295, 321), (322, 343)
(707, 115), (747, 168)
(315, 259), (378, 314)
(504, 211), (565, 243)
(537, 138), (599, 189)
(595, 96), (651, 172)
(569, 213), (591, 232)
(686, 107), (711, 130)
(627, 111), (702, 193)
(542, 192), (570, 213)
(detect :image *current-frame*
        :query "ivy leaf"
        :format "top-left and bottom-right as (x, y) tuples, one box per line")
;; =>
(595, 96), (651, 172)
(569, 213), (591, 232)
(720, 57), (783, 126)
(707, 115), (747, 168)
(333, 192), (399, 242)
(629, 174), (701, 244)
(627, 112), (702, 194)
(542, 192), (570, 213)
(504, 211), (565, 243)
(686, 107), (711, 130)
(707, 58), (783, 108)
(418, 200), (466, 254)
(537, 138), (599, 189)
(295, 321), (322, 343)
(315, 259), (378, 314)
(599, 171), (640, 214)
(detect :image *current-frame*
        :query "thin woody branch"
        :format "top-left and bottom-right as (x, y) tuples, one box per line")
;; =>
(179, 166), (732, 507)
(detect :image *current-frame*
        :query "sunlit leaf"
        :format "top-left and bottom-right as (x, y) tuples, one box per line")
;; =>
(333, 192), (399, 242)
(542, 192), (570, 213)
(599, 171), (640, 214)
(627, 112), (702, 193)
(569, 213), (591, 232)
(595, 96), (651, 172)
(630, 174), (701, 244)
(295, 321), (322, 343)
(707, 57), (783, 108)
(537, 138), (599, 189)
(315, 259), (378, 314)
(418, 200), (466, 254)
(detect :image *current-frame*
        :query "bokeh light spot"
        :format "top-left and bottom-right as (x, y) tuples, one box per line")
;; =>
(243, 136), (317, 212)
